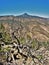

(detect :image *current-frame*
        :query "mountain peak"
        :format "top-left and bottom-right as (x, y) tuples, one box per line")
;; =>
(22, 13), (30, 17)
(17, 13), (47, 20)
(23, 13), (29, 16)
(19, 13), (31, 18)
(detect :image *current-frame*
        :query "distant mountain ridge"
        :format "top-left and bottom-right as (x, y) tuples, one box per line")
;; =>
(17, 13), (47, 19)
(0, 13), (48, 20)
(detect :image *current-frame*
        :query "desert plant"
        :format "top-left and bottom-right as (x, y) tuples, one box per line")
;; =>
(31, 39), (39, 50)
(2, 32), (12, 44)
(19, 37), (26, 44)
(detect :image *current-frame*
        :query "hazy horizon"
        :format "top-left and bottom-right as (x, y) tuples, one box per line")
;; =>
(0, 0), (49, 18)
(0, 12), (49, 18)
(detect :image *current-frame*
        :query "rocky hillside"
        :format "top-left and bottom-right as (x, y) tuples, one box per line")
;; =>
(0, 13), (49, 65)
(0, 13), (49, 42)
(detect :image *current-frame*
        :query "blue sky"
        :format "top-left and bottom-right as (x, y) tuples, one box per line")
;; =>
(0, 0), (49, 17)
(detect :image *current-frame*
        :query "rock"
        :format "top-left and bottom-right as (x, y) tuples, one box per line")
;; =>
(0, 62), (3, 65)
(0, 38), (49, 65)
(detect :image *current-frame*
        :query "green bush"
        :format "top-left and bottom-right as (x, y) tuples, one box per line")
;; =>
(42, 41), (49, 50)
(31, 39), (39, 50)
(37, 55), (43, 60)
(0, 23), (5, 32)
(27, 34), (31, 40)
(19, 37), (26, 44)
(2, 32), (12, 44)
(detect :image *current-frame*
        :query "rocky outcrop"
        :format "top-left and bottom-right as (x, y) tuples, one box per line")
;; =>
(0, 37), (49, 65)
